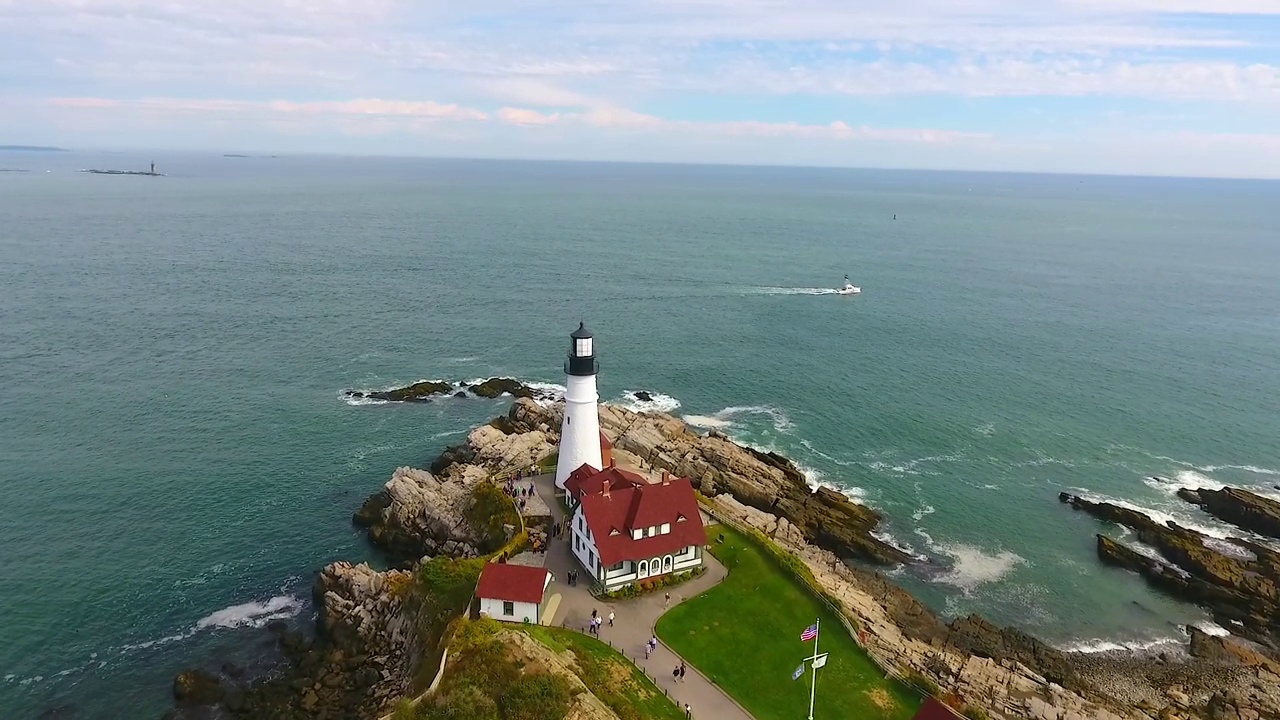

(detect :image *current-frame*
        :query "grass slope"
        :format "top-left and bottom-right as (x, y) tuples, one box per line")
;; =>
(656, 524), (921, 720)
(520, 626), (687, 720)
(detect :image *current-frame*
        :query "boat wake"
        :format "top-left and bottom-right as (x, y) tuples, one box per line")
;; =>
(745, 286), (840, 296)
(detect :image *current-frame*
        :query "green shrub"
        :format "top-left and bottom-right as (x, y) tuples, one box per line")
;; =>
(961, 704), (990, 720)
(467, 482), (522, 554)
(601, 565), (706, 600)
(421, 683), (500, 720)
(498, 673), (574, 720)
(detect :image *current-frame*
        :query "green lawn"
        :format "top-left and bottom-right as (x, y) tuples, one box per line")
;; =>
(656, 524), (922, 720)
(520, 626), (687, 720)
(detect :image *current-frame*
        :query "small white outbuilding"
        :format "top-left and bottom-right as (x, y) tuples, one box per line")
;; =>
(476, 562), (552, 625)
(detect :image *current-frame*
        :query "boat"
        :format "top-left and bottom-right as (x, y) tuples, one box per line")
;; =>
(837, 275), (861, 295)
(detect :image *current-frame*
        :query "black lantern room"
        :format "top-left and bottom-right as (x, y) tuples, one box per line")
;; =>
(565, 322), (599, 376)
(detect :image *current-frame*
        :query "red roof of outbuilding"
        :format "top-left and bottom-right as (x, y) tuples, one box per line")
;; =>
(912, 698), (959, 720)
(599, 430), (612, 450)
(476, 563), (550, 604)
(578, 474), (707, 566)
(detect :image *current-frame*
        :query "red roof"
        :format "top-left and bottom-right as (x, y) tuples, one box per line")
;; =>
(564, 464), (646, 500)
(576, 472), (707, 566)
(476, 563), (550, 604)
(599, 430), (612, 450)
(912, 698), (958, 720)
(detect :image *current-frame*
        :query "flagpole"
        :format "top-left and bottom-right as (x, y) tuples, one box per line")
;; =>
(808, 617), (819, 720)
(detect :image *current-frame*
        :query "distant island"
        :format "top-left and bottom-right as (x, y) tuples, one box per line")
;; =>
(223, 153), (250, 158)
(81, 162), (163, 177)
(0, 145), (67, 152)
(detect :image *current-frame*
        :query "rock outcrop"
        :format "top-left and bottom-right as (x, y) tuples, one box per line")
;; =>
(353, 467), (484, 564)
(347, 380), (452, 402)
(172, 668), (224, 707)
(195, 562), (425, 720)
(1178, 487), (1280, 540)
(1058, 493), (1280, 649)
(344, 377), (559, 404)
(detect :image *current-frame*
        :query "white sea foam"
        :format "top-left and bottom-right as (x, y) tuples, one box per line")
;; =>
(872, 530), (929, 562)
(683, 414), (734, 429)
(619, 390), (681, 414)
(1201, 464), (1280, 477)
(974, 422), (996, 437)
(196, 595), (303, 631)
(930, 542), (1027, 594)
(1193, 621), (1231, 637)
(799, 439), (854, 467)
(747, 286), (840, 296)
(912, 505), (936, 522)
(1060, 636), (1183, 654)
(522, 381), (567, 407)
(1068, 489), (1242, 542)
(344, 395), (391, 407)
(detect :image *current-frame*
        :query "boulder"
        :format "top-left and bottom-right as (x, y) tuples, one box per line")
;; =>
(173, 669), (224, 707)
(352, 466), (481, 563)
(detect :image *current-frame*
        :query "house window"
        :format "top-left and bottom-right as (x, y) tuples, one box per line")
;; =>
(503, 601), (514, 616)
(589, 550), (596, 567)
(660, 523), (670, 534)
(632, 529), (642, 540)
(647, 526), (655, 537)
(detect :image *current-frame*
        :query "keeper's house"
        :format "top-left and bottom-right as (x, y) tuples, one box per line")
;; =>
(476, 563), (553, 625)
(563, 463), (707, 592)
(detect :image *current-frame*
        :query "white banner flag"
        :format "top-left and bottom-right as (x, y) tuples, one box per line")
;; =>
(811, 653), (828, 669)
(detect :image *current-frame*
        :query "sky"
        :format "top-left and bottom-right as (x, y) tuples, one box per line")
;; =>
(1, 0), (1279, 177)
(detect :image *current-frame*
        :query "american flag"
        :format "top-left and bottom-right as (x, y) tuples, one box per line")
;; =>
(800, 623), (818, 642)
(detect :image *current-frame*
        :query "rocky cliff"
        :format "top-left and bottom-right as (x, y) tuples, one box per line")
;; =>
(170, 562), (425, 720)
(1178, 487), (1280, 541)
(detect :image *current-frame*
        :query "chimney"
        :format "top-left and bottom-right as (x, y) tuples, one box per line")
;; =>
(602, 481), (610, 499)
(609, 457), (616, 468)
(661, 471), (670, 486)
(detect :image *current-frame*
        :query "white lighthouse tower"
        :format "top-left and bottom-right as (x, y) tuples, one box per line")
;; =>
(554, 322), (603, 490)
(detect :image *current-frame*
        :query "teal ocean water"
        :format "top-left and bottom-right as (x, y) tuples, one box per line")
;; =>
(2, 151), (1278, 718)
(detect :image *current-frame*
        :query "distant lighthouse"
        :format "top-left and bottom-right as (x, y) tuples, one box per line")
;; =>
(554, 322), (603, 490)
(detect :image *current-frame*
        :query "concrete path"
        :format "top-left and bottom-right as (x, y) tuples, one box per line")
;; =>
(529, 472), (754, 720)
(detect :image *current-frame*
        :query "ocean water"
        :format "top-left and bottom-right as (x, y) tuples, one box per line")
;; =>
(2, 151), (1278, 718)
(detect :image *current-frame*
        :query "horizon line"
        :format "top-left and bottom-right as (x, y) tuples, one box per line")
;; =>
(5, 144), (1280, 183)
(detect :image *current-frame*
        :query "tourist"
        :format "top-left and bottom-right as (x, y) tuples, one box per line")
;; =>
(644, 644), (651, 659)
(608, 610), (615, 627)
(672, 666), (679, 683)
(591, 608), (598, 621)
(664, 592), (670, 607)
(685, 702), (691, 718)
(678, 663), (685, 682)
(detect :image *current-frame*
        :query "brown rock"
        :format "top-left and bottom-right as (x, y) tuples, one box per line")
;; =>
(1179, 487), (1280, 541)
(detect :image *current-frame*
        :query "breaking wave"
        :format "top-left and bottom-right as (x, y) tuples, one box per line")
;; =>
(923, 539), (1027, 595)
(196, 594), (303, 630)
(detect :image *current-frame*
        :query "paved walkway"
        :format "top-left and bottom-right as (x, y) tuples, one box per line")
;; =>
(528, 472), (754, 720)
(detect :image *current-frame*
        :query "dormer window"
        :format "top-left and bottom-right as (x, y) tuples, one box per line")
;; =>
(632, 529), (643, 540)
(609, 528), (620, 536)
(660, 523), (670, 534)
(647, 526), (656, 537)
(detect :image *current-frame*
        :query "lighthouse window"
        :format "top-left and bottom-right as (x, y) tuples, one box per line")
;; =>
(575, 338), (592, 356)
